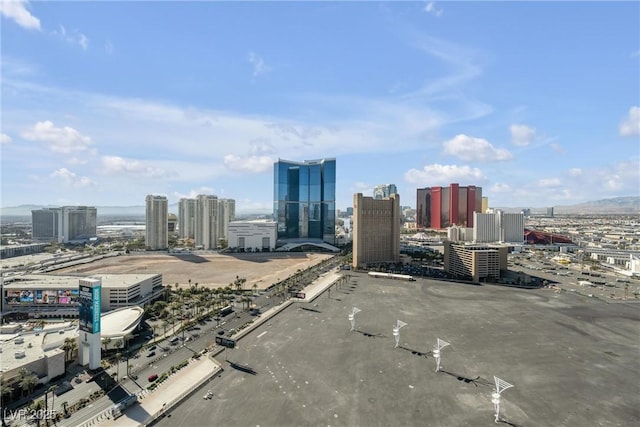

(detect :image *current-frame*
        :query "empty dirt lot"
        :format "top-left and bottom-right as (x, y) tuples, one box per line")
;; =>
(54, 252), (334, 290)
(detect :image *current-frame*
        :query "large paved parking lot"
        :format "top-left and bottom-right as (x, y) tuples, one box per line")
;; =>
(154, 272), (640, 427)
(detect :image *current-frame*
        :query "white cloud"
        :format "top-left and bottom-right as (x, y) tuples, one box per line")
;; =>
(568, 168), (582, 176)
(100, 155), (171, 178)
(0, 133), (12, 144)
(536, 178), (562, 188)
(173, 187), (216, 199)
(490, 183), (511, 193)
(443, 134), (513, 162)
(248, 51), (272, 77)
(619, 106), (640, 137)
(21, 120), (92, 153)
(510, 124), (536, 146)
(0, 0), (40, 30)
(404, 163), (486, 186)
(223, 154), (274, 173)
(52, 25), (89, 50)
(550, 143), (565, 154)
(424, 2), (443, 17)
(50, 168), (96, 187)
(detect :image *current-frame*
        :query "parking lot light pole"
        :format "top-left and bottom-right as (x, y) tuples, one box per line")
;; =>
(348, 307), (361, 332)
(491, 376), (514, 423)
(433, 338), (450, 372)
(392, 320), (407, 348)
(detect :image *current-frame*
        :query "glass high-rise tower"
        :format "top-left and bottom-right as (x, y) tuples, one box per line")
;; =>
(274, 158), (336, 245)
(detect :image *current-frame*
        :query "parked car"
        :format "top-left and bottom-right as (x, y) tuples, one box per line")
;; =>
(147, 351), (156, 357)
(148, 373), (158, 382)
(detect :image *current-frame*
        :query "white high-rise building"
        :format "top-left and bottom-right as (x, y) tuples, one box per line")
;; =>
(217, 199), (236, 244)
(145, 195), (168, 250)
(502, 212), (525, 243)
(178, 198), (197, 239)
(473, 211), (524, 244)
(195, 195), (219, 250)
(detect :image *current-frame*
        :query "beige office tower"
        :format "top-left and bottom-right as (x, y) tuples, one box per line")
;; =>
(195, 194), (219, 250)
(145, 195), (168, 250)
(352, 193), (400, 269)
(482, 197), (489, 214)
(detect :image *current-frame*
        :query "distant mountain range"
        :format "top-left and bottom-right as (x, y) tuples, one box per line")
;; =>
(552, 196), (639, 214)
(495, 196), (639, 215)
(0, 204), (271, 219)
(1, 196), (638, 219)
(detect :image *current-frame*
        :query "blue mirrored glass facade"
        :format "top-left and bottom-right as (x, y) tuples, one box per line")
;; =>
(274, 158), (336, 244)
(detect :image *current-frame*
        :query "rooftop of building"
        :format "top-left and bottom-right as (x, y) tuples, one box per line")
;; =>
(100, 306), (144, 338)
(0, 322), (75, 377)
(3, 273), (161, 289)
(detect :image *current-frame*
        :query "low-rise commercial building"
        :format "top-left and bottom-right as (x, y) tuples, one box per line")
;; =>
(444, 241), (508, 282)
(228, 220), (277, 252)
(2, 273), (164, 317)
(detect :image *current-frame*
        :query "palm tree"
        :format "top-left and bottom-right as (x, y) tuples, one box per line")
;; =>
(29, 400), (44, 427)
(18, 368), (38, 397)
(46, 384), (58, 420)
(62, 337), (73, 363)
(114, 352), (122, 381)
(162, 321), (169, 336)
(102, 336), (112, 353)
(1, 379), (14, 407)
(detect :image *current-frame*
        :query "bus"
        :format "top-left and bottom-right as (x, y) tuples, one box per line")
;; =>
(218, 305), (233, 317)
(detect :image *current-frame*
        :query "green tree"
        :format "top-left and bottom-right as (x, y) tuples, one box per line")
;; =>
(1, 379), (14, 407)
(63, 337), (77, 363)
(46, 384), (58, 418)
(18, 368), (38, 397)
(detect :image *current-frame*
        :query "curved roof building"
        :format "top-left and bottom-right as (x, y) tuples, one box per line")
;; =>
(99, 306), (144, 341)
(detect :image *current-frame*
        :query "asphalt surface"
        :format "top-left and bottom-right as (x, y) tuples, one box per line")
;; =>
(153, 272), (639, 427)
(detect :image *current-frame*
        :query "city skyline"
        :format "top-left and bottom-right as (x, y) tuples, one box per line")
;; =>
(1, 1), (638, 212)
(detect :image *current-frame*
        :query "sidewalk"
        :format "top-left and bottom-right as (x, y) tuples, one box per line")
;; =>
(92, 356), (220, 427)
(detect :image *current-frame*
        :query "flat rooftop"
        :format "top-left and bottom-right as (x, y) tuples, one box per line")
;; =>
(156, 272), (640, 427)
(1, 324), (75, 376)
(3, 273), (159, 289)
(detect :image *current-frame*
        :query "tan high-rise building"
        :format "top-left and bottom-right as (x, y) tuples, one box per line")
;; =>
(352, 193), (400, 268)
(145, 195), (168, 250)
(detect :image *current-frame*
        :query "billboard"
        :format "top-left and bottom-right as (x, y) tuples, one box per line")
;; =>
(5, 288), (82, 305)
(79, 282), (101, 334)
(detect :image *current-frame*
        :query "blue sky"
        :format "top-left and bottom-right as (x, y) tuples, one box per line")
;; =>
(1, 1), (639, 213)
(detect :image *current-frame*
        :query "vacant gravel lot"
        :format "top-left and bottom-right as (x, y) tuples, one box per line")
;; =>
(54, 252), (334, 290)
